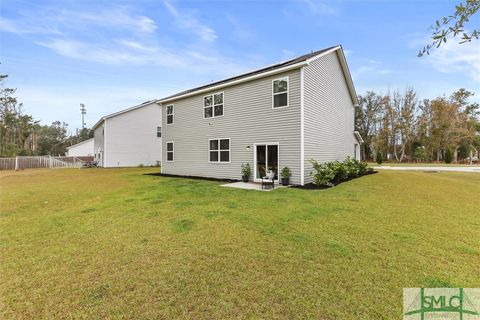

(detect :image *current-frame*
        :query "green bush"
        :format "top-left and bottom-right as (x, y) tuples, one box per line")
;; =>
(241, 163), (251, 176)
(310, 157), (372, 187)
(280, 166), (292, 179)
(444, 149), (453, 163)
(309, 159), (335, 186)
(375, 151), (383, 165)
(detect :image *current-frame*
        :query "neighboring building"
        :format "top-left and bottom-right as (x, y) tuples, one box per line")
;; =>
(93, 101), (162, 167)
(66, 138), (94, 157)
(157, 45), (362, 185)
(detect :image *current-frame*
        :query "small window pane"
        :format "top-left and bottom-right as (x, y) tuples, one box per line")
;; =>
(204, 95), (212, 107)
(220, 151), (229, 162)
(167, 152), (173, 161)
(273, 79), (288, 93)
(167, 115), (173, 124)
(214, 105), (223, 117)
(220, 139), (229, 150)
(210, 151), (218, 162)
(214, 93), (223, 105)
(167, 105), (173, 114)
(210, 140), (218, 150)
(273, 93), (288, 108)
(167, 143), (173, 151)
(157, 127), (161, 137)
(204, 106), (213, 118)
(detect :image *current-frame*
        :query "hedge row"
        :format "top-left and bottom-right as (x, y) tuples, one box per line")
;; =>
(309, 157), (373, 187)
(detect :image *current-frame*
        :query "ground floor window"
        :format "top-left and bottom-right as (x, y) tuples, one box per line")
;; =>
(209, 138), (230, 162)
(166, 142), (174, 162)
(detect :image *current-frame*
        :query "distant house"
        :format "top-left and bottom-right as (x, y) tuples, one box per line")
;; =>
(93, 101), (162, 167)
(66, 138), (94, 157)
(157, 45), (362, 185)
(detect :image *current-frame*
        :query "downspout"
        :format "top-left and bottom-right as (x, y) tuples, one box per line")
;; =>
(103, 119), (107, 167)
(300, 67), (305, 186)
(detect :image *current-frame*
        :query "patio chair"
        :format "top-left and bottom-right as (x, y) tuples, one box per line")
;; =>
(262, 170), (275, 190)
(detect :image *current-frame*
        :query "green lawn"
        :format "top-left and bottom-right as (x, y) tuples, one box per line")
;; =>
(369, 162), (480, 167)
(1, 168), (479, 319)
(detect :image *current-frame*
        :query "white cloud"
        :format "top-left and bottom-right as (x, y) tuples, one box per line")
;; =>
(163, 0), (217, 42)
(298, 0), (337, 16)
(428, 40), (480, 81)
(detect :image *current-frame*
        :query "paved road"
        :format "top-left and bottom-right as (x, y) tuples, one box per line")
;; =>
(374, 166), (480, 173)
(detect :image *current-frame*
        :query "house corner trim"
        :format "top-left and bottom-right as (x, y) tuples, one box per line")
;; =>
(300, 67), (305, 186)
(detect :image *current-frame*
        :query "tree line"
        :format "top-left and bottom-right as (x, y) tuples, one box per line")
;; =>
(0, 75), (92, 157)
(355, 88), (480, 163)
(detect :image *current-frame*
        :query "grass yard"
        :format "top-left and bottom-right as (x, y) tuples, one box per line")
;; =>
(1, 168), (479, 319)
(369, 162), (480, 167)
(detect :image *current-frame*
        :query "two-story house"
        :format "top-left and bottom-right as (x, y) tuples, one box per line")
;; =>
(157, 45), (362, 185)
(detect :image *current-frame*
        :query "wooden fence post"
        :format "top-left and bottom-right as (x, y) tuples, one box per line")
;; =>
(49, 155), (52, 168)
(15, 156), (19, 170)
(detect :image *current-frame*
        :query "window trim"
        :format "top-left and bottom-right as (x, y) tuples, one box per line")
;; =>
(166, 141), (174, 162)
(166, 104), (174, 125)
(272, 77), (289, 109)
(156, 126), (162, 138)
(208, 138), (231, 164)
(203, 92), (225, 119)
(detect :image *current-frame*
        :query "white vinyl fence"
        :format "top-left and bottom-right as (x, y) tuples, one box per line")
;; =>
(0, 156), (93, 170)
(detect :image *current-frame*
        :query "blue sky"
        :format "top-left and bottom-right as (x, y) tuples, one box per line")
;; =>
(1, 0), (479, 132)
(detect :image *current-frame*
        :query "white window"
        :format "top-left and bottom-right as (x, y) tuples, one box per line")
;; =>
(156, 126), (161, 138)
(166, 142), (174, 162)
(209, 138), (230, 163)
(272, 77), (289, 108)
(166, 105), (174, 124)
(204, 92), (224, 118)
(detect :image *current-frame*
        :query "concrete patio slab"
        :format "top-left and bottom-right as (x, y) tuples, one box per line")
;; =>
(221, 181), (286, 191)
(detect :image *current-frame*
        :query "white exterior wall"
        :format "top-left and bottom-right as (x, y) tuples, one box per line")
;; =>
(93, 123), (105, 165)
(67, 138), (94, 157)
(161, 70), (302, 184)
(103, 102), (162, 167)
(303, 51), (357, 183)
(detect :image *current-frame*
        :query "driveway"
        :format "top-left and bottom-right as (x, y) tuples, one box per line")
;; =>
(374, 166), (480, 173)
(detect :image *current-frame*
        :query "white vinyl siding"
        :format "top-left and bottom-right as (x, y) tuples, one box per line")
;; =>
(161, 69), (302, 184)
(303, 51), (356, 183)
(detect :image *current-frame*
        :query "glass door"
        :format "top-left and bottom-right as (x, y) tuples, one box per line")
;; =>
(255, 144), (279, 180)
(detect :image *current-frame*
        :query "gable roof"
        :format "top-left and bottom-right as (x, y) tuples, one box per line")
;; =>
(157, 45), (358, 105)
(92, 100), (158, 130)
(67, 138), (94, 150)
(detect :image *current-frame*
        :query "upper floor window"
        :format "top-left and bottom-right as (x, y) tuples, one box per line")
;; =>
(157, 126), (161, 138)
(272, 77), (288, 108)
(166, 142), (174, 162)
(209, 138), (230, 163)
(166, 105), (174, 124)
(204, 92), (224, 118)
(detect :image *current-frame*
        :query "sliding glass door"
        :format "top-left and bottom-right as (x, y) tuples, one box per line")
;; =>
(255, 144), (279, 180)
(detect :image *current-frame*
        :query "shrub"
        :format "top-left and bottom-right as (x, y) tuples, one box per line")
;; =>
(344, 157), (360, 178)
(280, 166), (292, 179)
(444, 149), (453, 163)
(375, 151), (383, 164)
(329, 161), (349, 182)
(241, 163), (251, 176)
(309, 159), (335, 186)
(310, 157), (373, 187)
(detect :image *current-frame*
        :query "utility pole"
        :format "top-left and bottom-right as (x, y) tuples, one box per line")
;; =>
(80, 103), (86, 130)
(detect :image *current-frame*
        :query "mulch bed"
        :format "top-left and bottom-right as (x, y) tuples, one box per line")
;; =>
(291, 171), (378, 190)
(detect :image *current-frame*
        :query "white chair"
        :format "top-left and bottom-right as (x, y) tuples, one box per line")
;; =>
(262, 170), (275, 190)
